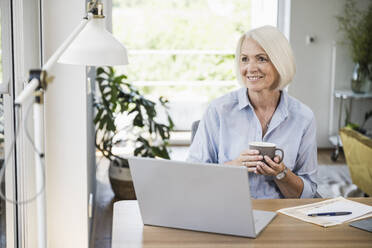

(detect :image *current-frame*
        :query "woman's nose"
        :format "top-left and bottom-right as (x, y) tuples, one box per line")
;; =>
(242, 61), (258, 73)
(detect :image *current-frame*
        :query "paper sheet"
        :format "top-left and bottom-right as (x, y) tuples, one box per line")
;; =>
(277, 197), (372, 227)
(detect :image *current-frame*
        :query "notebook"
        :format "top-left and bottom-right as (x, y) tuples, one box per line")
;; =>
(278, 197), (372, 227)
(128, 157), (276, 238)
(349, 218), (372, 233)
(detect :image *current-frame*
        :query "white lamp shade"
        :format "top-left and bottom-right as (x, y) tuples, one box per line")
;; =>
(58, 18), (128, 66)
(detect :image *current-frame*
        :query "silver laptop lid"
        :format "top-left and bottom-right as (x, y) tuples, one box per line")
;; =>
(128, 157), (257, 237)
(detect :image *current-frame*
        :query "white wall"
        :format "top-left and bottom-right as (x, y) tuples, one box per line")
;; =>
(287, 0), (372, 148)
(43, 0), (94, 247)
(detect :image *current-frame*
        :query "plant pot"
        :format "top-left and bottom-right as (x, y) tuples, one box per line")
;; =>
(108, 159), (136, 200)
(351, 63), (371, 93)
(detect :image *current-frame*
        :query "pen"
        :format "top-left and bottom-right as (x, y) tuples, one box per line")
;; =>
(307, 211), (352, 217)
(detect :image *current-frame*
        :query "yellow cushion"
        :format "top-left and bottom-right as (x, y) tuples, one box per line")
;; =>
(339, 128), (372, 196)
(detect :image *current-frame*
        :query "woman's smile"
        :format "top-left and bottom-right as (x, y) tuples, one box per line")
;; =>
(246, 74), (264, 82)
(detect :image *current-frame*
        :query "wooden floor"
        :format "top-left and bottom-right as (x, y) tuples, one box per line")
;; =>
(317, 148), (345, 165)
(90, 148), (346, 248)
(90, 157), (116, 248)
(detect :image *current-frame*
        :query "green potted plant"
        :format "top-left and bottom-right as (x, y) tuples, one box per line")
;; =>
(94, 66), (174, 199)
(336, 0), (372, 93)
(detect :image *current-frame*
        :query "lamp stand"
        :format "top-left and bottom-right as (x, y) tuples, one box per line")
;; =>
(34, 91), (46, 248)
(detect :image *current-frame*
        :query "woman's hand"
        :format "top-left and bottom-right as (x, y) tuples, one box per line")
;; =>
(225, 149), (263, 173)
(256, 155), (285, 176)
(227, 151), (303, 198)
(261, 156), (304, 198)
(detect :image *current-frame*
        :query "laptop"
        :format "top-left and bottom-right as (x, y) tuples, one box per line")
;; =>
(128, 157), (277, 238)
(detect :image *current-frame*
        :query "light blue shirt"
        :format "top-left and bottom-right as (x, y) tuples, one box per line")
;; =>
(187, 87), (318, 199)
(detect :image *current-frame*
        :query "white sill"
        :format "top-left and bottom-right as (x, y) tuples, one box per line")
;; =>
(169, 131), (191, 146)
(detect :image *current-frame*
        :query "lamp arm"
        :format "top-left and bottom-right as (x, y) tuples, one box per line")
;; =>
(14, 14), (92, 105)
(43, 13), (92, 72)
(14, 78), (40, 104)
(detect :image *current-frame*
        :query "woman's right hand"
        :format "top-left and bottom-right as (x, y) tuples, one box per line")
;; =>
(225, 149), (263, 173)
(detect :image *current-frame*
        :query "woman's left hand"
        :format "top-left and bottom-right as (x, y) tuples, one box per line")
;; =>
(255, 155), (285, 176)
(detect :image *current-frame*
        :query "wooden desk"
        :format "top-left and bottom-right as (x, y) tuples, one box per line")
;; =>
(112, 198), (372, 248)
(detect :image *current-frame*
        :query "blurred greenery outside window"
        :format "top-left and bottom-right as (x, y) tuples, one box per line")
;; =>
(112, 0), (277, 130)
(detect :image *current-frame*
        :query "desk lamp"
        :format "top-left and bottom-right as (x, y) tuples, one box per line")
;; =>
(13, 1), (128, 247)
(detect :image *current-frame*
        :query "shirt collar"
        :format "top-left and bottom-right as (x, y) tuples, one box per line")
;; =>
(276, 89), (289, 119)
(237, 87), (289, 119)
(237, 87), (252, 110)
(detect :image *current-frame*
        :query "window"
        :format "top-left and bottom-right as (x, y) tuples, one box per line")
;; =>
(112, 0), (278, 131)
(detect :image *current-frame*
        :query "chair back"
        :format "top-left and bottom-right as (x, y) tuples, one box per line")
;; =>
(191, 120), (200, 143)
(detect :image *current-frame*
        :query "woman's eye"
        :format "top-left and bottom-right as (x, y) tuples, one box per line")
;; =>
(258, 56), (268, 62)
(241, 57), (248, 62)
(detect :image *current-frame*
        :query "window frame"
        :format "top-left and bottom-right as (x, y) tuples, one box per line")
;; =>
(1, 0), (18, 246)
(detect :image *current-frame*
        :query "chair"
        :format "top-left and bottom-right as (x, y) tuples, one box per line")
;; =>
(190, 120), (322, 198)
(191, 120), (200, 143)
(340, 127), (372, 196)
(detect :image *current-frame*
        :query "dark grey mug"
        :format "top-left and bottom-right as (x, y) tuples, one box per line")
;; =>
(249, 141), (284, 163)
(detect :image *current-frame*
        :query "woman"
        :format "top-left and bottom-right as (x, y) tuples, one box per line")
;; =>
(187, 25), (317, 199)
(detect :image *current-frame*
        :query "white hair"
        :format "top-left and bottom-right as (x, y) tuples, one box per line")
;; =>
(234, 25), (296, 89)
